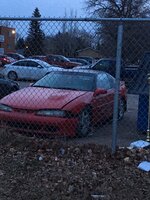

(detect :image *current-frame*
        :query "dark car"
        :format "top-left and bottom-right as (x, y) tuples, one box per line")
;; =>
(29, 55), (47, 62)
(68, 58), (89, 65)
(77, 56), (94, 64)
(46, 54), (81, 69)
(0, 55), (12, 66)
(6, 53), (25, 60)
(0, 74), (19, 99)
(74, 58), (126, 80)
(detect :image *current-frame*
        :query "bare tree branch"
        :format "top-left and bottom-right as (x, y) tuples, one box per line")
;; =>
(85, 0), (150, 17)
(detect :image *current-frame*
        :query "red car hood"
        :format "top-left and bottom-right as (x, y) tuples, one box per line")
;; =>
(0, 87), (88, 110)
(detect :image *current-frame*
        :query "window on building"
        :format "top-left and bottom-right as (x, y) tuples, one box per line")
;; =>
(7, 44), (11, 49)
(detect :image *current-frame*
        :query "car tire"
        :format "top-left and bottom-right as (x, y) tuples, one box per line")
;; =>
(11, 85), (19, 92)
(118, 99), (125, 120)
(76, 108), (91, 137)
(8, 71), (18, 80)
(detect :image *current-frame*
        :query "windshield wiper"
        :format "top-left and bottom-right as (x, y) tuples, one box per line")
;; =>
(32, 86), (79, 90)
(54, 87), (79, 90)
(32, 85), (49, 88)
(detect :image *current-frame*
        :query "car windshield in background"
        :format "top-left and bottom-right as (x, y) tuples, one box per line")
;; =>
(33, 72), (95, 91)
(60, 56), (70, 62)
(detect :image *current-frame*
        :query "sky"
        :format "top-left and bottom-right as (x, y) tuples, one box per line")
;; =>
(0, 0), (86, 18)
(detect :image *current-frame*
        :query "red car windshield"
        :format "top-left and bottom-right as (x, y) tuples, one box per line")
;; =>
(33, 72), (95, 91)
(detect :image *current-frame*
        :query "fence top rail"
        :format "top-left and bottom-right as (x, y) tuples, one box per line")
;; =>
(0, 17), (150, 22)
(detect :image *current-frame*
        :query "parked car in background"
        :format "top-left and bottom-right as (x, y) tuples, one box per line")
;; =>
(0, 70), (127, 137)
(7, 56), (16, 63)
(6, 53), (25, 60)
(77, 56), (95, 64)
(46, 54), (81, 68)
(74, 58), (126, 80)
(0, 55), (13, 66)
(29, 55), (47, 62)
(125, 51), (150, 94)
(68, 57), (89, 65)
(0, 73), (19, 99)
(0, 59), (61, 81)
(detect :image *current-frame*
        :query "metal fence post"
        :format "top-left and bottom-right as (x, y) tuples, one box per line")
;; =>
(112, 23), (124, 154)
(146, 74), (150, 142)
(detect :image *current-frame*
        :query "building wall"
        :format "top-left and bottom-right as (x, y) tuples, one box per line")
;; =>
(0, 26), (16, 54)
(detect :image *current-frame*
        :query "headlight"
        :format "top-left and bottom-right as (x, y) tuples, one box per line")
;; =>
(0, 104), (12, 112)
(36, 109), (66, 117)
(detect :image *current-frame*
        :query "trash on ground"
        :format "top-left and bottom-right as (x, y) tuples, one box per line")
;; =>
(130, 140), (150, 149)
(138, 161), (150, 172)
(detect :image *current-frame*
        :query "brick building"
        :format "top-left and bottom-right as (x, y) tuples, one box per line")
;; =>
(0, 26), (16, 54)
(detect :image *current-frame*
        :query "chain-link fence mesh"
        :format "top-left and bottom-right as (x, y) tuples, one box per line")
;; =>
(0, 18), (150, 151)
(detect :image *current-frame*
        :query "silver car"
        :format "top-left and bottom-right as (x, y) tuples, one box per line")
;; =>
(0, 59), (61, 81)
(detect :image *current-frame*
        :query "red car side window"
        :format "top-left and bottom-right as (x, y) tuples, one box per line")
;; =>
(97, 73), (110, 89)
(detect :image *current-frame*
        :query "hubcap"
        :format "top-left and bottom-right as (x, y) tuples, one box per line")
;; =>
(9, 72), (16, 80)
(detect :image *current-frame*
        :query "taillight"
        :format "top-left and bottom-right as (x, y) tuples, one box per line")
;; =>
(4, 58), (9, 62)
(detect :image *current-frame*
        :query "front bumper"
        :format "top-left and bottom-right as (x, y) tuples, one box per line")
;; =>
(0, 111), (78, 137)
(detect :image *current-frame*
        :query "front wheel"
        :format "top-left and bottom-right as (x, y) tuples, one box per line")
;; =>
(11, 85), (19, 92)
(76, 108), (91, 137)
(8, 71), (18, 80)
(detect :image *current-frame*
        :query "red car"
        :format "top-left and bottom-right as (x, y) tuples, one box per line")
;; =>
(29, 55), (47, 62)
(0, 70), (127, 137)
(6, 53), (25, 60)
(46, 54), (81, 69)
(0, 55), (12, 66)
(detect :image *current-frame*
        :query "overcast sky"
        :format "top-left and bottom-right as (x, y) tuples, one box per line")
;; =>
(0, 0), (86, 17)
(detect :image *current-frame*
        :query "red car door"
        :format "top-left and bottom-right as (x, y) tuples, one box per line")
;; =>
(92, 73), (115, 123)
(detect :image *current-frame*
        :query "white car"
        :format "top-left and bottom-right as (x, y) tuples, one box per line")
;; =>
(1, 59), (61, 81)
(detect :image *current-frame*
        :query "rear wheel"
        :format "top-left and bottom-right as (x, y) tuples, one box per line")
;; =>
(8, 71), (18, 80)
(11, 85), (19, 92)
(76, 108), (91, 137)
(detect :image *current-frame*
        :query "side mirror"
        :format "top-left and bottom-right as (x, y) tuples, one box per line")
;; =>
(93, 88), (107, 97)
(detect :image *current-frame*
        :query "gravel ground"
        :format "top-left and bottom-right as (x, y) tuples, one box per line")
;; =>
(0, 132), (150, 200)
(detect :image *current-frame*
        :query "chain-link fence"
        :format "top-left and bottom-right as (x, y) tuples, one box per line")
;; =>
(0, 17), (150, 152)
